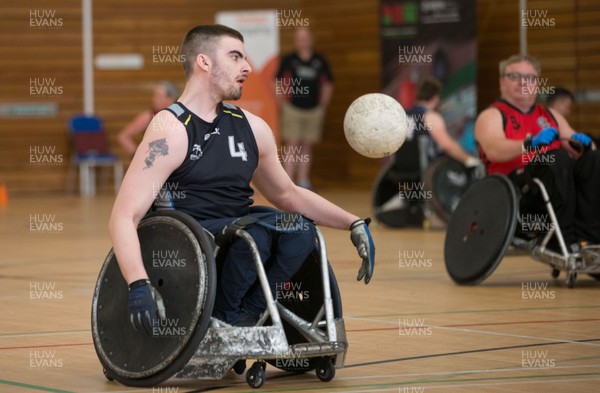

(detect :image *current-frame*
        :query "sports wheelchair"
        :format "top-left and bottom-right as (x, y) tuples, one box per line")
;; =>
(444, 173), (600, 288)
(91, 207), (347, 389)
(372, 133), (483, 228)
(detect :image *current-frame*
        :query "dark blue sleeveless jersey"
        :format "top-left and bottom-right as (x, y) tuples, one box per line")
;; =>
(405, 105), (441, 162)
(153, 102), (259, 220)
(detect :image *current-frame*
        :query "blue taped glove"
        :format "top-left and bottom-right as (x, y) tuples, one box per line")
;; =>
(350, 218), (375, 284)
(571, 133), (592, 147)
(128, 280), (166, 335)
(531, 128), (559, 148)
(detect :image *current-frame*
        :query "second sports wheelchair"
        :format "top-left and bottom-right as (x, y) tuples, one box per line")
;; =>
(91, 207), (347, 389)
(444, 173), (600, 288)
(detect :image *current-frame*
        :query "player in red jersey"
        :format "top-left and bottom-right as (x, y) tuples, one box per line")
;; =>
(475, 54), (599, 250)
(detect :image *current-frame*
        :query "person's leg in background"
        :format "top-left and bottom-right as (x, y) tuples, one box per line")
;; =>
(510, 149), (577, 248)
(295, 106), (325, 190)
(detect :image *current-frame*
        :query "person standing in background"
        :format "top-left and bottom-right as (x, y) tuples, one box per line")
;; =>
(117, 81), (180, 156)
(275, 27), (333, 190)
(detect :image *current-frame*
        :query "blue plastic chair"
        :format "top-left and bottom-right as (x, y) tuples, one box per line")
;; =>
(66, 115), (123, 196)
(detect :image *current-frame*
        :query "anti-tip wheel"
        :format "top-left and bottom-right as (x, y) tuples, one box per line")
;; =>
(315, 358), (336, 382)
(246, 362), (266, 389)
(551, 268), (560, 279)
(567, 271), (577, 289)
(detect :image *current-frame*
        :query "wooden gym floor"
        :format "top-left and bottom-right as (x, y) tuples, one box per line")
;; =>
(1, 190), (599, 392)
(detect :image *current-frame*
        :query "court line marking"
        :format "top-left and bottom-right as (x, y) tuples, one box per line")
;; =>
(0, 379), (75, 393)
(185, 372), (600, 393)
(0, 342), (91, 350)
(78, 364), (600, 392)
(347, 317), (600, 333)
(345, 337), (600, 369)
(348, 316), (600, 347)
(332, 363), (600, 382)
(352, 304), (600, 318)
(0, 329), (89, 339)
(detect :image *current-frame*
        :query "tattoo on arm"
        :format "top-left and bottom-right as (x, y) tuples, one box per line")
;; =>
(143, 138), (169, 169)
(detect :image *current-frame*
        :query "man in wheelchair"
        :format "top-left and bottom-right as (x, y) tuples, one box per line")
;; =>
(406, 77), (481, 170)
(475, 54), (600, 254)
(373, 77), (482, 227)
(108, 24), (375, 334)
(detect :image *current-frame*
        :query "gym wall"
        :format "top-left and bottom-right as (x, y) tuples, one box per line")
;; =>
(0, 0), (598, 194)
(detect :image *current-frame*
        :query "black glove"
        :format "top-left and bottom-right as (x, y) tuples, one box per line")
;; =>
(127, 279), (166, 335)
(350, 218), (375, 284)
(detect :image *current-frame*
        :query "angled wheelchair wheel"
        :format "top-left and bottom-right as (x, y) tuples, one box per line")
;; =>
(266, 250), (343, 374)
(372, 162), (423, 228)
(91, 210), (217, 387)
(424, 156), (479, 223)
(444, 175), (518, 285)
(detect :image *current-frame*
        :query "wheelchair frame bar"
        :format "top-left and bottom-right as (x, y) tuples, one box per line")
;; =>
(233, 226), (339, 346)
(532, 178), (570, 258)
(235, 228), (283, 328)
(315, 227), (338, 343)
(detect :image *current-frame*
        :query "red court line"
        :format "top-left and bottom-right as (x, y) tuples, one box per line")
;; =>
(0, 342), (92, 350)
(347, 317), (600, 333)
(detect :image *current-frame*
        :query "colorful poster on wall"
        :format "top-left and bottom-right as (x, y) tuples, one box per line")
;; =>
(216, 10), (280, 136)
(380, 0), (477, 153)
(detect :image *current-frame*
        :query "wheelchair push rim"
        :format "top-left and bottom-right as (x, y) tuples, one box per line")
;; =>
(91, 210), (217, 387)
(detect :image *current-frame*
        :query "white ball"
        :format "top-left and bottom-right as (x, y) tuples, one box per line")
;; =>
(343, 93), (408, 158)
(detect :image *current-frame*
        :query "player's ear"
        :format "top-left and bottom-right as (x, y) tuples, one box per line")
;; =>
(196, 54), (211, 72)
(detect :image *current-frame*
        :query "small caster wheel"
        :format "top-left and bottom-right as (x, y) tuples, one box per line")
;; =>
(102, 368), (114, 381)
(551, 268), (560, 279)
(567, 271), (577, 288)
(315, 357), (335, 382)
(233, 359), (247, 375)
(246, 361), (266, 389)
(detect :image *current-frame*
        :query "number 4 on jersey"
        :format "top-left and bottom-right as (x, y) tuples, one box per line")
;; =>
(228, 136), (248, 161)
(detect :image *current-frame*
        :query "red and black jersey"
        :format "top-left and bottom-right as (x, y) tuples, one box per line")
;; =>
(482, 99), (561, 175)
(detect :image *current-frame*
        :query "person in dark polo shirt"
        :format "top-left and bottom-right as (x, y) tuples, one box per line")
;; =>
(276, 27), (333, 190)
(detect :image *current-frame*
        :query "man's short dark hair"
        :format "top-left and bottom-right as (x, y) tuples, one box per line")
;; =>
(547, 87), (575, 106)
(416, 77), (442, 101)
(180, 24), (244, 79)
